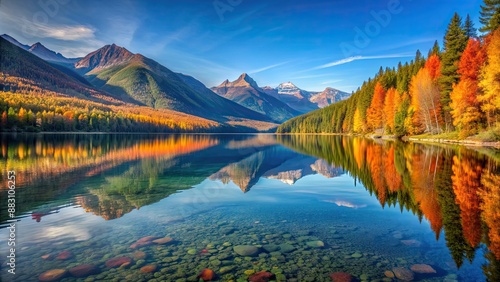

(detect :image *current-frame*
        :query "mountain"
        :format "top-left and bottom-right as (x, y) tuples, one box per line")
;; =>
(272, 82), (319, 113)
(75, 45), (275, 126)
(0, 36), (102, 100)
(309, 87), (351, 108)
(211, 73), (300, 123)
(1, 34), (79, 64)
(1, 34), (30, 50)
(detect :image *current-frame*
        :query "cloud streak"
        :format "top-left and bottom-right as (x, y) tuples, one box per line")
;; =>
(248, 61), (289, 74)
(310, 54), (414, 70)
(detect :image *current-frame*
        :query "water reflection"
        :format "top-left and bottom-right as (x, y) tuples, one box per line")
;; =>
(0, 134), (499, 280)
(278, 135), (500, 280)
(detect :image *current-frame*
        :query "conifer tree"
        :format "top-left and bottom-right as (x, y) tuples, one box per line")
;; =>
(480, 0), (500, 33)
(465, 14), (478, 38)
(439, 13), (468, 131)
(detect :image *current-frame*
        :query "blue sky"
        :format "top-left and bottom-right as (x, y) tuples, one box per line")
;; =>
(0, 0), (483, 92)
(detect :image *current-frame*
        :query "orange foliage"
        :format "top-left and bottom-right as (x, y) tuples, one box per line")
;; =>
(452, 153), (483, 247)
(479, 170), (500, 260)
(366, 82), (387, 131)
(450, 38), (485, 138)
(411, 147), (443, 237)
(366, 143), (387, 205)
(384, 145), (402, 192)
(425, 54), (442, 81)
(383, 88), (399, 133)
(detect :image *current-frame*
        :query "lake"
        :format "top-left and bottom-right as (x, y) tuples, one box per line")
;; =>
(0, 134), (499, 282)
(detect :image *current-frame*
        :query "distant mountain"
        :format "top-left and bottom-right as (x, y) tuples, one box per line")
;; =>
(0, 37), (103, 100)
(309, 87), (351, 108)
(211, 73), (300, 123)
(1, 34), (80, 64)
(75, 45), (274, 125)
(261, 81), (350, 113)
(1, 34), (30, 50)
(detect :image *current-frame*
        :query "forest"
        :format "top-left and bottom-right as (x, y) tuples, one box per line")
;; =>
(277, 1), (500, 141)
(0, 77), (224, 133)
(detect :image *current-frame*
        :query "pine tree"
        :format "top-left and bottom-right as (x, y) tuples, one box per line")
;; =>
(480, 0), (500, 33)
(439, 13), (468, 131)
(465, 14), (477, 38)
(428, 40), (441, 57)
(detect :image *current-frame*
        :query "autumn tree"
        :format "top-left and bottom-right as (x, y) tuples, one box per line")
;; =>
(440, 13), (468, 131)
(479, 28), (500, 128)
(410, 68), (442, 134)
(451, 38), (486, 138)
(366, 82), (386, 131)
(383, 88), (399, 133)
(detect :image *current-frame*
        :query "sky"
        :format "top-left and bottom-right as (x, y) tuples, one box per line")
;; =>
(0, 0), (483, 92)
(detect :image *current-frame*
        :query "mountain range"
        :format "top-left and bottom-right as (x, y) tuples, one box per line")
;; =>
(0, 34), (350, 132)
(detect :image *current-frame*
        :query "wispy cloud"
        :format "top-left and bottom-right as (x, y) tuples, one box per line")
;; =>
(248, 61), (289, 74)
(35, 25), (95, 41)
(321, 79), (343, 85)
(310, 54), (414, 70)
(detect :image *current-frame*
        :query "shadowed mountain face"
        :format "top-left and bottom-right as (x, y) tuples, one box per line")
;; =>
(211, 73), (301, 123)
(1, 34), (79, 64)
(74, 45), (274, 125)
(0, 37), (105, 101)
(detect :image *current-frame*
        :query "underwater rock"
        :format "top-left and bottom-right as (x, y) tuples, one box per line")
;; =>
(410, 264), (436, 274)
(233, 245), (260, 256)
(351, 252), (362, 258)
(153, 237), (173, 245)
(306, 240), (325, 248)
(38, 269), (68, 281)
(329, 272), (353, 282)
(392, 267), (414, 281)
(56, 250), (73, 260)
(219, 265), (236, 274)
(384, 270), (395, 278)
(132, 250), (147, 260)
(197, 268), (215, 281)
(130, 236), (159, 249)
(69, 264), (100, 278)
(263, 244), (280, 252)
(278, 243), (295, 253)
(249, 271), (275, 282)
(105, 256), (133, 268)
(41, 254), (53, 260)
(140, 264), (157, 273)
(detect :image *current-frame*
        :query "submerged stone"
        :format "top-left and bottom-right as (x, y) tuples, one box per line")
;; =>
(306, 240), (325, 248)
(233, 245), (260, 256)
(153, 237), (173, 245)
(69, 264), (100, 278)
(140, 264), (157, 273)
(197, 268), (215, 281)
(329, 272), (353, 282)
(249, 271), (275, 282)
(38, 269), (68, 282)
(105, 256), (132, 268)
(278, 243), (295, 253)
(392, 267), (415, 281)
(410, 264), (436, 274)
(56, 250), (73, 260)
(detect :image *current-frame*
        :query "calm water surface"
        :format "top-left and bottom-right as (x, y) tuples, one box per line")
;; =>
(0, 134), (499, 282)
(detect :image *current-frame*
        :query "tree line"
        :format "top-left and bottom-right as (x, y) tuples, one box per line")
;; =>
(278, 1), (500, 140)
